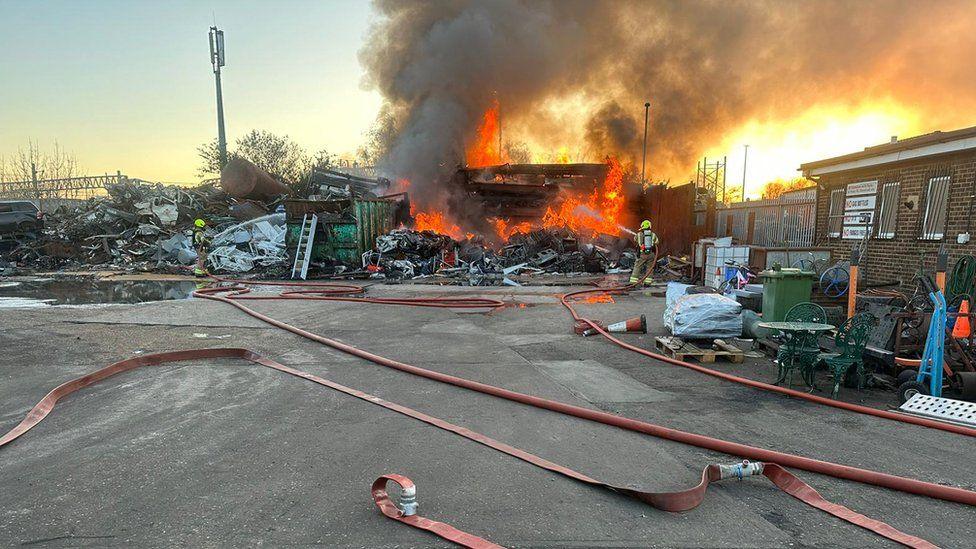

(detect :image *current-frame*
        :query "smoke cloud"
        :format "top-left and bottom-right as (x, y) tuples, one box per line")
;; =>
(360, 0), (976, 207)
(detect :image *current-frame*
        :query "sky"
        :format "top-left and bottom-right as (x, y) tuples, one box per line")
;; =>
(0, 0), (381, 183)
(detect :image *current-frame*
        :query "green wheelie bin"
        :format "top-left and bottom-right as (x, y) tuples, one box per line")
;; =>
(760, 267), (816, 322)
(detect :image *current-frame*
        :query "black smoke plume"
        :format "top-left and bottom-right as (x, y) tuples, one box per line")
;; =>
(360, 0), (976, 208)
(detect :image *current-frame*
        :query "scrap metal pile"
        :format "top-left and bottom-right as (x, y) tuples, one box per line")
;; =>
(6, 179), (288, 275)
(365, 225), (637, 284)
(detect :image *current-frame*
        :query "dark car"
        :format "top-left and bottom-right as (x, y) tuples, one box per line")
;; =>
(0, 201), (43, 234)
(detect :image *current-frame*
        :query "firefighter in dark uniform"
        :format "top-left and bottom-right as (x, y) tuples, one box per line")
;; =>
(193, 218), (210, 277)
(630, 219), (658, 284)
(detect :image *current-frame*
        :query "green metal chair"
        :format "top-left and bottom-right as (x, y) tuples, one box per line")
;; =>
(817, 312), (878, 398)
(774, 303), (828, 388)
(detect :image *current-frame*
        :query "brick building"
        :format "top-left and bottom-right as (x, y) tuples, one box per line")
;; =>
(801, 125), (976, 286)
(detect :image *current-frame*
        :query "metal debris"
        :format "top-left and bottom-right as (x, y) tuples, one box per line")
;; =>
(5, 179), (288, 274)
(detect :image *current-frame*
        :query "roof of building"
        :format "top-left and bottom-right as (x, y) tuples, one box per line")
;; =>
(800, 124), (976, 175)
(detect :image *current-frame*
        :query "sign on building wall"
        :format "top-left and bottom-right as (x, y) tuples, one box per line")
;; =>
(842, 180), (877, 239)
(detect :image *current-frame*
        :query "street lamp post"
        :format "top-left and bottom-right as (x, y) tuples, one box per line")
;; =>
(209, 26), (228, 169)
(641, 102), (650, 184)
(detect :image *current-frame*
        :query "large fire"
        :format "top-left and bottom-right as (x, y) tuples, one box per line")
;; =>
(410, 158), (627, 243)
(409, 102), (630, 243)
(466, 100), (503, 167)
(411, 202), (464, 240)
(416, 158), (626, 242)
(541, 156), (625, 237)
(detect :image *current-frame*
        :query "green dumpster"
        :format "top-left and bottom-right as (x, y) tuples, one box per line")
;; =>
(760, 267), (816, 322)
(285, 198), (396, 265)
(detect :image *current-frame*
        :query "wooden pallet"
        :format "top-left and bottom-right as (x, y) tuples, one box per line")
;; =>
(655, 337), (745, 364)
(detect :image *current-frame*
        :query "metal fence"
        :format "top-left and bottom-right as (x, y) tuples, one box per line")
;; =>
(0, 172), (126, 201)
(715, 187), (817, 247)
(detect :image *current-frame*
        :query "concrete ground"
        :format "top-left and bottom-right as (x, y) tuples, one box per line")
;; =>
(0, 281), (973, 547)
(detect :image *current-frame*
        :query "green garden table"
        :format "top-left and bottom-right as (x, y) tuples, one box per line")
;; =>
(759, 321), (835, 387)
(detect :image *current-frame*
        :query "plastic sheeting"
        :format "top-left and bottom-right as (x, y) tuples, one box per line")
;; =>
(664, 293), (743, 339)
(665, 281), (693, 312)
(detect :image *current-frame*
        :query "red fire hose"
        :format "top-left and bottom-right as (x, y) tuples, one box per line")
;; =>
(189, 282), (976, 509)
(561, 279), (976, 438)
(210, 275), (976, 438)
(0, 348), (938, 548)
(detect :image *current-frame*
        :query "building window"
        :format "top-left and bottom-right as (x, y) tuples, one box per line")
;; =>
(827, 189), (845, 237)
(920, 175), (951, 240)
(876, 181), (900, 239)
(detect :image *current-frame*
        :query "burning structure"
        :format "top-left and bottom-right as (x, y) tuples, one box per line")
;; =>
(359, 0), (976, 244)
(452, 162), (610, 224)
(402, 95), (637, 244)
(448, 160), (637, 242)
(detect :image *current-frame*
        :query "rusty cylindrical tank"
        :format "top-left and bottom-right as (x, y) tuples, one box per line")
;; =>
(220, 157), (291, 199)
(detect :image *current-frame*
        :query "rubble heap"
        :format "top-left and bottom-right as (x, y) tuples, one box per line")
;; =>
(365, 225), (639, 284)
(7, 180), (286, 275)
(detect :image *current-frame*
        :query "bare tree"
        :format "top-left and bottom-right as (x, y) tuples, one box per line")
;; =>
(198, 130), (331, 186)
(0, 140), (77, 183)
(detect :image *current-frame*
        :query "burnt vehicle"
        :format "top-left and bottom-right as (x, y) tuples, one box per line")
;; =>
(0, 201), (43, 234)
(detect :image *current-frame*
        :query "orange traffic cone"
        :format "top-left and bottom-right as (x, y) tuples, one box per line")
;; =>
(953, 299), (971, 338)
(583, 315), (646, 336)
(607, 315), (647, 334)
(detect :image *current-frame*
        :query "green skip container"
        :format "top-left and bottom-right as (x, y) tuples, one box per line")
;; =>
(760, 267), (816, 322)
(285, 198), (396, 265)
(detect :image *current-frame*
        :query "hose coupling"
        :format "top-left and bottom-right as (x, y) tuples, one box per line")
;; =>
(718, 460), (764, 480)
(398, 484), (418, 516)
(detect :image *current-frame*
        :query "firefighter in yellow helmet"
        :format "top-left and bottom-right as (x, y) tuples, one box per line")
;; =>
(193, 218), (210, 277)
(630, 219), (658, 284)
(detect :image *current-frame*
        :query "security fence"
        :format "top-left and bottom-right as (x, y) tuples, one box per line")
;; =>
(715, 187), (817, 247)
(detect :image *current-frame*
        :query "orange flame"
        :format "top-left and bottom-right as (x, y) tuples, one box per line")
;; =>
(490, 218), (532, 241)
(466, 100), (503, 167)
(411, 202), (464, 240)
(542, 156), (625, 237)
(580, 294), (615, 304)
(408, 156), (626, 242)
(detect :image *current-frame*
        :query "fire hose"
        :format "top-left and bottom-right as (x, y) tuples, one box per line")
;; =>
(186, 281), (976, 510)
(202, 275), (975, 436)
(562, 278), (976, 438)
(0, 348), (939, 548)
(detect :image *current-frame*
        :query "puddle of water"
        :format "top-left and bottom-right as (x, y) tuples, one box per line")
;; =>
(0, 278), (200, 307)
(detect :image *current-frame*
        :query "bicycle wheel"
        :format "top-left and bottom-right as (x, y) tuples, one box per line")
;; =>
(791, 257), (817, 272)
(812, 258), (829, 276)
(820, 265), (850, 297)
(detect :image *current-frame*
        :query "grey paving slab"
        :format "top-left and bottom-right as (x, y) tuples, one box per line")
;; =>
(531, 359), (672, 403)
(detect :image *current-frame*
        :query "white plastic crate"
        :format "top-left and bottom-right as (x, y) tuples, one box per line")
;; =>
(705, 245), (751, 288)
